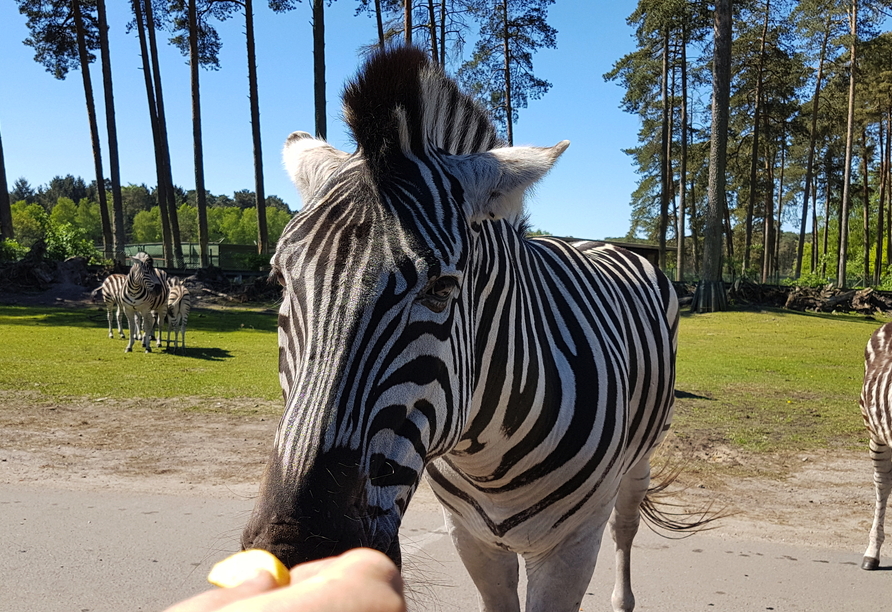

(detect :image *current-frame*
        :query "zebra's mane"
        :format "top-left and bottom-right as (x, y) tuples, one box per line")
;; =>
(343, 46), (501, 178)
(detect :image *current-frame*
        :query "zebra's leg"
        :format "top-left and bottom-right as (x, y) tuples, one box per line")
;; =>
(106, 303), (115, 338)
(862, 437), (892, 570)
(523, 519), (608, 612)
(607, 455), (652, 611)
(115, 304), (125, 338)
(443, 510), (520, 612)
(124, 309), (137, 353)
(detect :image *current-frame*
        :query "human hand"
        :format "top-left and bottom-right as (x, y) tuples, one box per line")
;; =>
(164, 548), (405, 612)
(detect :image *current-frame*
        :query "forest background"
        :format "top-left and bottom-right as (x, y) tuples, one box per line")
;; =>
(2, 0), (892, 290)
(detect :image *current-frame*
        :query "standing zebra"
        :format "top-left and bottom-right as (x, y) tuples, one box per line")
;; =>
(122, 252), (169, 353)
(859, 321), (892, 570)
(97, 273), (127, 339)
(242, 47), (682, 612)
(164, 276), (191, 353)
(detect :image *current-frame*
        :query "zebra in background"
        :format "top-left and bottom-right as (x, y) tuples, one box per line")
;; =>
(96, 273), (127, 339)
(164, 276), (191, 353)
(122, 252), (169, 353)
(859, 321), (892, 570)
(242, 47), (696, 612)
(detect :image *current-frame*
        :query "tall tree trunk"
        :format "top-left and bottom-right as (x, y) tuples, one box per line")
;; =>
(795, 17), (830, 278)
(439, 0), (447, 66)
(95, 0), (125, 264)
(775, 141), (786, 283)
(744, 0), (770, 275)
(189, 0), (209, 268)
(245, 0), (268, 256)
(132, 0), (173, 266)
(659, 28), (670, 271)
(822, 155), (831, 277)
(374, 0), (385, 49)
(427, 0), (438, 64)
(874, 120), (885, 285)
(72, 0), (113, 261)
(0, 126), (12, 240)
(144, 0), (181, 268)
(677, 32), (688, 282)
(313, 0), (327, 140)
(761, 154), (774, 283)
(501, 0), (513, 146)
(862, 127), (871, 286)
(837, 0), (858, 288)
(811, 174), (818, 273)
(404, 0), (412, 45)
(693, 0), (731, 313)
(690, 172), (700, 271)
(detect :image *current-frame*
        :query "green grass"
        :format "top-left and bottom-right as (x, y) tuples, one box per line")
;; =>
(0, 304), (281, 401)
(0, 303), (884, 454)
(673, 308), (884, 453)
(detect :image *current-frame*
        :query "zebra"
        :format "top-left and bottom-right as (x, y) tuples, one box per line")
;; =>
(164, 276), (191, 353)
(96, 273), (127, 339)
(122, 252), (169, 353)
(859, 321), (892, 571)
(242, 47), (684, 612)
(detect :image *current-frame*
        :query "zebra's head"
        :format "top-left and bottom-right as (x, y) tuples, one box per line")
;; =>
(242, 47), (567, 568)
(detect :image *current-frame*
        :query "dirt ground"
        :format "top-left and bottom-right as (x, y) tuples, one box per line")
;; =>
(0, 284), (882, 556)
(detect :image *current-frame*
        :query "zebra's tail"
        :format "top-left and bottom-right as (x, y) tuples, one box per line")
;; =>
(639, 457), (734, 537)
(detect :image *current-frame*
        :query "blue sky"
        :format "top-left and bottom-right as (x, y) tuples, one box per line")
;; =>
(0, 1), (643, 240)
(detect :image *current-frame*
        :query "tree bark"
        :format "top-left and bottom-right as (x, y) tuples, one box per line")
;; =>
(744, 0), (770, 275)
(795, 17), (830, 278)
(677, 31), (688, 282)
(693, 0), (731, 313)
(72, 0), (113, 261)
(132, 0), (173, 266)
(0, 127), (12, 240)
(427, 0), (438, 64)
(245, 0), (268, 256)
(861, 127), (870, 286)
(95, 0), (125, 264)
(659, 28), (670, 271)
(837, 0), (858, 288)
(501, 0), (513, 146)
(313, 0), (327, 140)
(404, 0), (412, 45)
(876, 119), (886, 285)
(145, 0), (182, 268)
(374, 0), (385, 49)
(189, 0), (209, 268)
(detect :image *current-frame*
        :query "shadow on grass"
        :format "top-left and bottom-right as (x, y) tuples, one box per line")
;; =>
(675, 389), (711, 400)
(0, 305), (278, 333)
(163, 346), (233, 361)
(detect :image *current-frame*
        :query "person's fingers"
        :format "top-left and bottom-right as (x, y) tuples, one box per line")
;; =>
(162, 570), (278, 612)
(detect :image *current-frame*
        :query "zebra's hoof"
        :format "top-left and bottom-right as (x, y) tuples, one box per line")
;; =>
(861, 556), (880, 570)
(124, 348), (132, 353)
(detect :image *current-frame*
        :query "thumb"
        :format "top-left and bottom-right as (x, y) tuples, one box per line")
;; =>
(163, 571), (278, 612)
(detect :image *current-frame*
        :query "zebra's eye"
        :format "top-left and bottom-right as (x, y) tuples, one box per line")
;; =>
(419, 276), (458, 313)
(271, 266), (286, 287)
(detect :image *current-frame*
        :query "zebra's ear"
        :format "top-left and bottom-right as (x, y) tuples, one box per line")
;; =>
(282, 131), (350, 207)
(450, 140), (569, 223)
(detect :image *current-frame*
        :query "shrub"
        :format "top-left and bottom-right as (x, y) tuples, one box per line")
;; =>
(0, 238), (28, 263)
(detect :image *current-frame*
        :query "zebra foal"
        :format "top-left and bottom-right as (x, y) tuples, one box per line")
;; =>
(122, 252), (169, 353)
(242, 47), (686, 612)
(859, 321), (892, 570)
(164, 276), (191, 353)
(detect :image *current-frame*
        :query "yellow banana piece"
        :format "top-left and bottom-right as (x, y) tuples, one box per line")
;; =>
(207, 549), (291, 588)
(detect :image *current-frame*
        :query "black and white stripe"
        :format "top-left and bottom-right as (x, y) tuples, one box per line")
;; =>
(243, 47), (679, 612)
(122, 252), (169, 353)
(859, 321), (892, 570)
